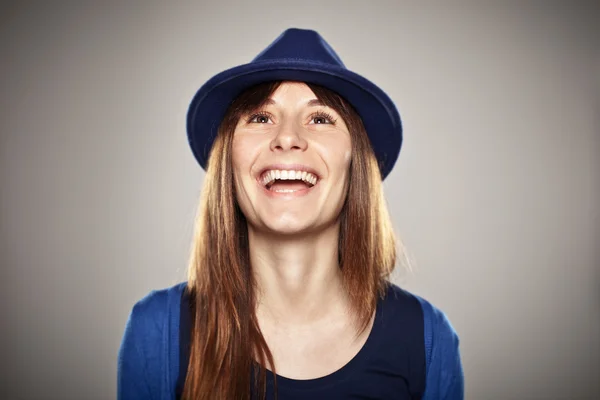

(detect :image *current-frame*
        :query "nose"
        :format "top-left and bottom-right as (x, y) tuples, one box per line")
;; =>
(269, 120), (308, 153)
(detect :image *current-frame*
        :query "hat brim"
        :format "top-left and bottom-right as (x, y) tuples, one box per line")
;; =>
(186, 59), (402, 179)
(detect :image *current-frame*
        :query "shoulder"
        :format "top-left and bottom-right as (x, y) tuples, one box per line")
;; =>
(120, 281), (187, 354)
(384, 282), (460, 353)
(397, 286), (463, 400)
(381, 282), (426, 331)
(412, 291), (460, 363)
(128, 282), (187, 329)
(117, 282), (187, 398)
(383, 282), (464, 399)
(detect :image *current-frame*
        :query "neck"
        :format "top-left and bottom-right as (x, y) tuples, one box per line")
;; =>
(249, 222), (349, 326)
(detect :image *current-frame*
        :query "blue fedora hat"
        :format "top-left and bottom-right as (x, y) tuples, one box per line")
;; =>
(186, 28), (402, 179)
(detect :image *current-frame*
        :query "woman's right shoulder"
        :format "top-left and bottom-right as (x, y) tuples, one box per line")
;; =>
(127, 281), (187, 327)
(117, 282), (187, 399)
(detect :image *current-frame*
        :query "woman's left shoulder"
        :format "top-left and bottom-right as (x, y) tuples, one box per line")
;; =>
(385, 283), (464, 399)
(385, 282), (460, 347)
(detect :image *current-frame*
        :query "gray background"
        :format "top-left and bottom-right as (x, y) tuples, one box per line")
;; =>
(1, 1), (598, 399)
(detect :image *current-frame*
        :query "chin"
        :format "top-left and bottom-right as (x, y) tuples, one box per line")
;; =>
(262, 216), (315, 236)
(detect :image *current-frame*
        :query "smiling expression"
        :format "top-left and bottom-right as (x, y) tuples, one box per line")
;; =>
(231, 81), (352, 235)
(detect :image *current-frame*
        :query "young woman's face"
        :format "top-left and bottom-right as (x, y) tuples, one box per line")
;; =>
(232, 82), (352, 235)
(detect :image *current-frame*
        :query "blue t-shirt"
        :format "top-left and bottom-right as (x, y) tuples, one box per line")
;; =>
(118, 281), (463, 399)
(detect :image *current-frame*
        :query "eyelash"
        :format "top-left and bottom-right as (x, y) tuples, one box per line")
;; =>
(246, 110), (337, 125)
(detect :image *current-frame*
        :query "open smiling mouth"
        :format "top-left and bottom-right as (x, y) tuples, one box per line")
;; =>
(260, 170), (319, 193)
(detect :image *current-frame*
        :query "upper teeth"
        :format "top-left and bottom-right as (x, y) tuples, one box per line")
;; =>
(261, 170), (318, 187)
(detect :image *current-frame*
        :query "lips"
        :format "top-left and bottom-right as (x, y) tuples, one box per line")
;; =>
(261, 169), (318, 190)
(256, 164), (321, 196)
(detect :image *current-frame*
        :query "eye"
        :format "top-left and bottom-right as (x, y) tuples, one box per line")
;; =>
(309, 111), (337, 125)
(246, 111), (273, 124)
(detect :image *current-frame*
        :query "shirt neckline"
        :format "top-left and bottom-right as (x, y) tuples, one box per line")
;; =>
(260, 289), (387, 392)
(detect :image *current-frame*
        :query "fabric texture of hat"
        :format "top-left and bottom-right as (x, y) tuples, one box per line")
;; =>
(186, 28), (403, 179)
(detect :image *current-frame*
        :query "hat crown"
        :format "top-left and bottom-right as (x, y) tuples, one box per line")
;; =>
(252, 28), (346, 68)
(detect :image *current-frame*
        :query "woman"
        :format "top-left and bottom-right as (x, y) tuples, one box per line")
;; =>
(118, 28), (463, 400)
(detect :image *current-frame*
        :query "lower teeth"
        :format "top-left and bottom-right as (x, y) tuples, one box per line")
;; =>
(273, 189), (298, 193)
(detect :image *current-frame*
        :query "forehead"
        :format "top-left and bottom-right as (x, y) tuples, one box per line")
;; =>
(268, 81), (318, 104)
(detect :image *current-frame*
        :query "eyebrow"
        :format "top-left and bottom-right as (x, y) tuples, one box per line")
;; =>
(262, 98), (325, 107)
(307, 99), (324, 107)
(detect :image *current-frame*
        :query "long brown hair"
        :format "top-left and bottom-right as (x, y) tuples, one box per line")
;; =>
(181, 81), (398, 400)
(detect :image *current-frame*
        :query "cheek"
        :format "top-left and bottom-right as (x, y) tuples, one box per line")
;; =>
(231, 134), (267, 209)
(322, 135), (352, 175)
(343, 148), (351, 165)
(231, 138), (251, 200)
(331, 138), (352, 193)
(231, 136), (245, 170)
(231, 135), (258, 178)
